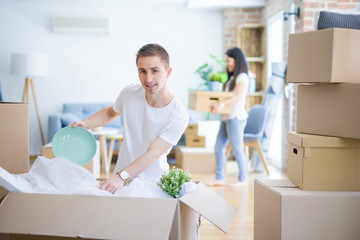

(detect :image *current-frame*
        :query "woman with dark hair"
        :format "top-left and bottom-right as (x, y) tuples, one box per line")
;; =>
(207, 47), (249, 187)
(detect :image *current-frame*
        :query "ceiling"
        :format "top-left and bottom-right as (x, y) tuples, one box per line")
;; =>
(40, 0), (265, 9)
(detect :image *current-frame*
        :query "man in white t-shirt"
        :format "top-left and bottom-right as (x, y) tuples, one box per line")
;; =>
(70, 44), (188, 194)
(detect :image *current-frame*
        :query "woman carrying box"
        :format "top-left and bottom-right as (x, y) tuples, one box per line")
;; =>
(207, 47), (249, 187)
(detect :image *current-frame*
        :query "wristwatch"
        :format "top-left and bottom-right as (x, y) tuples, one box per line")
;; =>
(117, 170), (130, 183)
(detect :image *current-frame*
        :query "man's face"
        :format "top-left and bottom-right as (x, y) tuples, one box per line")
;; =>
(137, 55), (172, 95)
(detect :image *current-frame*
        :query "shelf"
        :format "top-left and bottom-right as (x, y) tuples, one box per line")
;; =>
(237, 24), (266, 91)
(246, 56), (266, 63)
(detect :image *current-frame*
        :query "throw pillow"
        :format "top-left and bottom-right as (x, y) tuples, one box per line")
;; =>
(316, 10), (360, 30)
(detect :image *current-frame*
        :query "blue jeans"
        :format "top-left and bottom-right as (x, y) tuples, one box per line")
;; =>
(214, 118), (247, 181)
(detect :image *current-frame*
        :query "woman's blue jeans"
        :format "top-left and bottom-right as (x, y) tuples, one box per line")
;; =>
(214, 118), (248, 181)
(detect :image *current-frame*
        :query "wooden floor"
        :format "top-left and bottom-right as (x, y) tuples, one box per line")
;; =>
(103, 159), (287, 240)
(192, 161), (287, 240)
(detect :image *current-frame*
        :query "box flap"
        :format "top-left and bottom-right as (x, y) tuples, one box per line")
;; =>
(255, 178), (297, 188)
(178, 147), (214, 154)
(179, 182), (237, 233)
(287, 132), (360, 148)
(0, 193), (177, 240)
(189, 90), (232, 97)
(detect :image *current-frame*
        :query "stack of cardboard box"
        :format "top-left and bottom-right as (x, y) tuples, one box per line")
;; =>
(176, 121), (220, 173)
(254, 28), (360, 240)
(184, 120), (220, 148)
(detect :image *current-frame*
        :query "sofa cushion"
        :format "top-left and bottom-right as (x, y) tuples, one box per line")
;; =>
(61, 112), (81, 126)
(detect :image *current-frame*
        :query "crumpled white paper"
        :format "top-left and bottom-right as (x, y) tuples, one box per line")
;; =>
(0, 156), (197, 198)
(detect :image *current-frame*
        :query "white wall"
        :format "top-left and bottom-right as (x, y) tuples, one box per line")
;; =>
(0, 0), (223, 154)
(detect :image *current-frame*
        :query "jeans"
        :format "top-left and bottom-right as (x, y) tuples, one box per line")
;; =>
(214, 117), (247, 181)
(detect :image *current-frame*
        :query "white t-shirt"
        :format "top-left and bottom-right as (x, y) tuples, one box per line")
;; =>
(222, 72), (249, 121)
(112, 84), (188, 179)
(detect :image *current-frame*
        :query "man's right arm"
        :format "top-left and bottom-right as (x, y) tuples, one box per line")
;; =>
(69, 106), (121, 129)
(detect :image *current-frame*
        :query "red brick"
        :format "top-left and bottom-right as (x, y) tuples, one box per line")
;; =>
(327, 2), (338, 8)
(303, 2), (320, 9)
(248, 14), (261, 19)
(337, 3), (357, 8)
(304, 19), (313, 26)
(224, 27), (236, 32)
(304, 10), (314, 18)
(231, 15), (246, 20)
(338, 0), (350, 2)
(242, 8), (259, 13)
(245, 21), (262, 25)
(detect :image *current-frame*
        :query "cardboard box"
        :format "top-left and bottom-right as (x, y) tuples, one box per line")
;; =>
(0, 137), (237, 239)
(185, 121), (220, 136)
(254, 178), (360, 240)
(41, 142), (101, 178)
(0, 182), (237, 240)
(296, 83), (360, 139)
(0, 103), (30, 200)
(0, 103), (30, 175)
(287, 28), (360, 83)
(185, 135), (216, 148)
(287, 132), (360, 191)
(176, 147), (216, 174)
(188, 91), (232, 113)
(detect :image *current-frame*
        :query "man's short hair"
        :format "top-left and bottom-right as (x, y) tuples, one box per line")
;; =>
(136, 43), (170, 69)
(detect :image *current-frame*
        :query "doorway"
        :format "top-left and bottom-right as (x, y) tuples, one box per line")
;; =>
(266, 11), (284, 168)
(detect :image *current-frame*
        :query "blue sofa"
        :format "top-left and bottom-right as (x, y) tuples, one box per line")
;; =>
(48, 103), (122, 143)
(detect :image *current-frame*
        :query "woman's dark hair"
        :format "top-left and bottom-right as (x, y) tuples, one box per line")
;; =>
(224, 47), (248, 92)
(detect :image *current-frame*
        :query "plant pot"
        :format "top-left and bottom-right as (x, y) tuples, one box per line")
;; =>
(208, 81), (223, 92)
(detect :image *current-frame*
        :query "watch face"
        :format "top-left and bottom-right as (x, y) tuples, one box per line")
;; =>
(120, 171), (129, 180)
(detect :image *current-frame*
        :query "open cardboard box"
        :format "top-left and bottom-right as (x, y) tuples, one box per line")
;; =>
(254, 178), (360, 240)
(0, 102), (237, 239)
(0, 181), (237, 240)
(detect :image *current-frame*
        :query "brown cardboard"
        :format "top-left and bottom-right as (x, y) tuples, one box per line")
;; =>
(188, 91), (232, 113)
(185, 121), (220, 136)
(296, 83), (360, 139)
(0, 103), (30, 200)
(287, 132), (360, 191)
(287, 28), (360, 83)
(0, 182), (237, 240)
(254, 178), (360, 240)
(176, 147), (216, 174)
(185, 135), (216, 148)
(0, 103), (30, 174)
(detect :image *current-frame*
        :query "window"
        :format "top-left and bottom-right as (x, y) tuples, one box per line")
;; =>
(266, 11), (284, 167)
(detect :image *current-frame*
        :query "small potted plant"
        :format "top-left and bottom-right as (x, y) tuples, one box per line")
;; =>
(208, 72), (228, 91)
(195, 54), (228, 91)
(157, 167), (192, 198)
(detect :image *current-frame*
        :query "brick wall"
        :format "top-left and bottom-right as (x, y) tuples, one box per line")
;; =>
(222, 8), (263, 53)
(222, 0), (360, 172)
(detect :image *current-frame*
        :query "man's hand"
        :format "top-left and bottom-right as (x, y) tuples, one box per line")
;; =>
(68, 121), (88, 129)
(99, 174), (125, 194)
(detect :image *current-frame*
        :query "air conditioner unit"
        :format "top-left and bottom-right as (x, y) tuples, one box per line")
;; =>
(52, 15), (109, 35)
